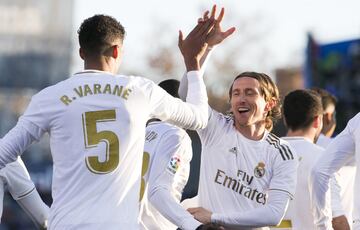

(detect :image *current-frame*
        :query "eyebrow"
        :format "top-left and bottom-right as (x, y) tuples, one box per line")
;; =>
(232, 88), (258, 93)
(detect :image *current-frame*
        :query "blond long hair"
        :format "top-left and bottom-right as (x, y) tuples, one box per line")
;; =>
(228, 72), (281, 131)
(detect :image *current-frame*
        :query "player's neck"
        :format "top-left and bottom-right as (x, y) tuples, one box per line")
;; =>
(286, 129), (315, 143)
(84, 58), (117, 74)
(235, 122), (266, 141)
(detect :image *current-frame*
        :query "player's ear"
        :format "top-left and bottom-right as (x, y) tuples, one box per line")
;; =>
(79, 48), (85, 60)
(324, 112), (332, 125)
(112, 45), (120, 59)
(313, 115), (323, 129)
(265, 97), (276, 112)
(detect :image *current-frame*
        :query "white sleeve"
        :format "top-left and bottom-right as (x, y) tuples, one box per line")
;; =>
(178, 71), (189, 102)
(0, 121), (41, 169)
(178, 48), (214, 102)
(147, 131), (202, 230)
(310, 116), (357, 230)
(269, 143), (298, 198)
(148, 71), (208, 130)
(16, 188), (49, 229)
(211, 190), (290, 228)
(1, 158), (34, 200)
(330, 174), (345, 218)
(0, 96), (46, 169)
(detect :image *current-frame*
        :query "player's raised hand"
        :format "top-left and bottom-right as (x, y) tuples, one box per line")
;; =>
(178, 17), (215, 71)
(203, 5), (236, 48)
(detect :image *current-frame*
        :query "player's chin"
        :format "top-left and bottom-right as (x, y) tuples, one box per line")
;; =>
(234, 114), (250, 124)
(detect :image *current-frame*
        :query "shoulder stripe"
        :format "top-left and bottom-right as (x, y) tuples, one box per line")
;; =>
(267, 135), (288, 160)
(266, 136), (286, 161)
(266, 134), (294, 160)
(268, 132), (279, 140)
(268, 134), (293, 160)
(283, 144), (294, 159)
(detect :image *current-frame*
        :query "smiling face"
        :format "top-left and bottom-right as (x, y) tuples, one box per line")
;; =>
(230, 77), (269, 129)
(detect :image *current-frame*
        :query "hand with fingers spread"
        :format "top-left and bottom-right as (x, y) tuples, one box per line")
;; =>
(199, 5), (236, 48)
(178, 17), (215, 71)
(188, 207), (213, 224)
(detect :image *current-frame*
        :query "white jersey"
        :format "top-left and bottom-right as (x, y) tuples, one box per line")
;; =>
(0, 157), (34, 220)
(311, 112), (360, 230)
(316, 134), (332, 149)
(196, 109), (298, 230)
(139, 121), (201, 230)
(0, 70), (208, 229)
(282, 137), (343, 229)
(316, 133), (356, 224)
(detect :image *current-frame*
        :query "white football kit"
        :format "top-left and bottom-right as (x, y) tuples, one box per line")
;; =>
(0, 157), (49, 228)
(282, 137), (343, 229)
(0, 70), (208, 229)
(195, 109), (298, 230)
(316, 134), (332, 148)
(311, 113), (360, 230)
(316, 133), (356, 225)
(139, 121), (201, 230)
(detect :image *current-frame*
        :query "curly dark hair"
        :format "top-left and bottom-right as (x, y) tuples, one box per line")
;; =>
(77, 14), (125, 58)
(228, 72), (281, 131)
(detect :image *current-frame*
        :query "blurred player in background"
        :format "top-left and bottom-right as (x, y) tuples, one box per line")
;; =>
(0, 157), (48, 229)
(312, 87), (355, 227)
(281, 89), (349, 230)
(312, 87), (337, 147)
(140, 79), (214, 230)
(0, 13), (213, 229)
(311, 111), (360, 230)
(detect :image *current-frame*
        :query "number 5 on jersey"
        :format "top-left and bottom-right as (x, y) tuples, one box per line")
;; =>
(82, 110), (120, 174)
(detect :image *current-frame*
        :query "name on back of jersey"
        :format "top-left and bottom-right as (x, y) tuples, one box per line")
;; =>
(60, 83), (133, 106)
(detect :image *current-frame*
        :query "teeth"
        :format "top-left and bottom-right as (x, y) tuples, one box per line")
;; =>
(238, 108), (249, 112)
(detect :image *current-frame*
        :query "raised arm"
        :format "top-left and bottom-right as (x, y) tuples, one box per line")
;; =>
(179, 5), (235, 101)
(178, 14), (215, 72)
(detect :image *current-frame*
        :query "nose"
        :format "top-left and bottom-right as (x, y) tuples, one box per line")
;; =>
(237, 93), (247, 103)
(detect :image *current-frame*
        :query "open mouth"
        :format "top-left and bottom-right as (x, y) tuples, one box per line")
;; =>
(238, 107), (250, 114)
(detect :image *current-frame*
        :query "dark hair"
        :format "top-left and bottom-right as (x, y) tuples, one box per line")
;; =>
(229, 72), (281, 131)
(158, 79), (180, 98)
(283, 89), (323, 131)
(78, 14), (125, 58)
(311, 87), (337, 111)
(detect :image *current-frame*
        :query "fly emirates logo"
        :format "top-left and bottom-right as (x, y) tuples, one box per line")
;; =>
(214, 169), (266, 205)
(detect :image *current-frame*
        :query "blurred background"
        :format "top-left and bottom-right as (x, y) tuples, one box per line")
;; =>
(0, 0), (359, 228)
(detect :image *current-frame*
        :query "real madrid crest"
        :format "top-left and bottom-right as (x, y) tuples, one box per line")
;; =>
(254, 162), (265, 178)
